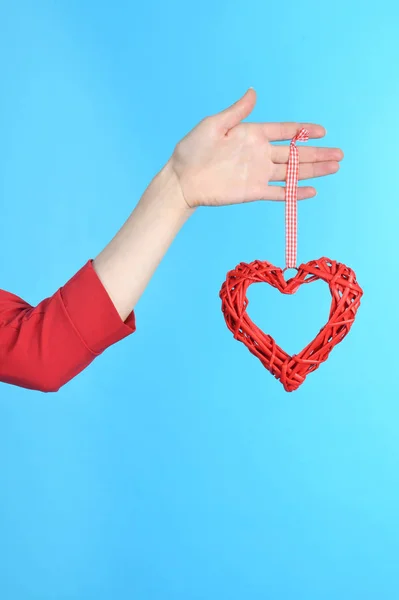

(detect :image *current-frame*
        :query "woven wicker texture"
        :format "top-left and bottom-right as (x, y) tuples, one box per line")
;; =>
(220, 257), (363, 392)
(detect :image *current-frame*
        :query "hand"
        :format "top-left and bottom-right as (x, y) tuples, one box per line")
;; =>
(170, 88), (343, 209)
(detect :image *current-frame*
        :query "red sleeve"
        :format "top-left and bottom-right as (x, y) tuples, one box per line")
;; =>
(0, 259), (136, 393)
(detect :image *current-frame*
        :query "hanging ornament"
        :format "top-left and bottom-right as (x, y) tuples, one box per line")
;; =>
(219, 129), (363, 392)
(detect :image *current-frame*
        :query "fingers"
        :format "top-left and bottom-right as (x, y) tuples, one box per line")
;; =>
(271, 145), (344, 164)
(262, 185), (317, 201)
(227, 183), (317, 204)
(264, 122), (326, 141)
(270, 161), (340, 182)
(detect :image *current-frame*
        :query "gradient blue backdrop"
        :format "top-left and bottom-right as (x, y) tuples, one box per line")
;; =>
(1, 1), (399, 599)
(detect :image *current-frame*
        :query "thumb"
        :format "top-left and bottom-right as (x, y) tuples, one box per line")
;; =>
(215, 88), (257, 131)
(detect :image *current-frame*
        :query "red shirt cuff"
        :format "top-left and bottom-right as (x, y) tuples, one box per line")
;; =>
(59, 259), (136, 355)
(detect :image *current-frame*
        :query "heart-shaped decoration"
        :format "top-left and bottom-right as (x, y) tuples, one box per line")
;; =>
(219, 256), (363, 392)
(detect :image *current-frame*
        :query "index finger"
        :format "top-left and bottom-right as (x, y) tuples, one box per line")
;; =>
(265, 122), (326, 141)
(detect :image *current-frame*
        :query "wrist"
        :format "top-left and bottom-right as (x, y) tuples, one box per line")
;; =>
(141, 159), (195, 219)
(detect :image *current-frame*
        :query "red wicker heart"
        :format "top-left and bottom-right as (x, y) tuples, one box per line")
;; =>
(219, 256), (363, 392)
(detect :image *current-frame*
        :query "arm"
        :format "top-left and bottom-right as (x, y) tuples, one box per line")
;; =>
(0, 163), (189, 394)
(0, 89), (343, 393)
(92, 161), (191, 322)
(0, 161), (189, 393)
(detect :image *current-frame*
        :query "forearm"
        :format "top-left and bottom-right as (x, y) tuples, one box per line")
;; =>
(93, 160), (193, 321)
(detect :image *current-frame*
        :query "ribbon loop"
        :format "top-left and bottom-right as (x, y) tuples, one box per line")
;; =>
(285, 128), (309, 269)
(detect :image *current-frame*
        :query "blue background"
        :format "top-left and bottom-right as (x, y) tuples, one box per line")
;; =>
(1, 1), (398, 598)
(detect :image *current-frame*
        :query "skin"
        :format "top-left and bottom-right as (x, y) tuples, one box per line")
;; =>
(93, 88), (343, 321)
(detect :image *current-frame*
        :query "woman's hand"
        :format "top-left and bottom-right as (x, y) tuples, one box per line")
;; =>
(170, 88), (343, 209)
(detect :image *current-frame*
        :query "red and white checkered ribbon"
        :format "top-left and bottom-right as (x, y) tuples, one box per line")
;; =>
(285, 128), (309, 269)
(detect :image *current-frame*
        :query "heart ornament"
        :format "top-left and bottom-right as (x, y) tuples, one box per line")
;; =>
(219, 129), (363, 391)
(219, 257), (363, 392)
